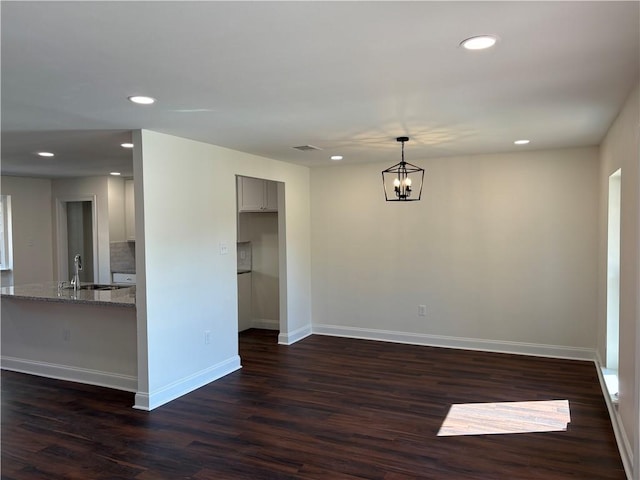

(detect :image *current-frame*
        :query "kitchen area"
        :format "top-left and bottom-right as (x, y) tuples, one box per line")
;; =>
(0, 124), (313, 412)
(236, 175), (280, 334)
(0, 174), (139, 392)
(0, 173), (283, 394)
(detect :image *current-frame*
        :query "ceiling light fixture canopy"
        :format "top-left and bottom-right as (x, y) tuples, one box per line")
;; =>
(381, 137), (424, 202)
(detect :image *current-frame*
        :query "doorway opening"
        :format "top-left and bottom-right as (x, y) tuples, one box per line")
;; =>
(56, 197), (98, 284)
(605, 168), (621, 399)
(235, 176), (283, 341)
(66, 201), (94, 282)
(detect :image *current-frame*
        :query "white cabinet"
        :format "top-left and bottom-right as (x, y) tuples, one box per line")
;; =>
(264, 181), (278, 211)
(237, 177), (278, 212)
(113, 272), (136, 284)
(125, 179), (135, 241)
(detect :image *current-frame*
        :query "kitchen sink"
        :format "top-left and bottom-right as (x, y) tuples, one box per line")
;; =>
(79, 284), (129, 291)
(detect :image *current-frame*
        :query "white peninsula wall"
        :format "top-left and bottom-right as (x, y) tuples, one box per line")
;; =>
(132, 130), (312, 411)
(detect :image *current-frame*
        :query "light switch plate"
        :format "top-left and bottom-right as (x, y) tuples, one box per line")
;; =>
(219, 242), (229, 255)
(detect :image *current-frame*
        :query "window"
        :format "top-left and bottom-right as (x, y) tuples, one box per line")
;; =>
(0, 195), (13, 270)
(604, 169), (621, 401)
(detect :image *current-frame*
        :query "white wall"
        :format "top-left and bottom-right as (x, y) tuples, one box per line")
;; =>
(598, 83), (639, 475)
(311, 147), (599, 358)
(0, 176), (54, 286)
(133, 130), (311, 410)
(51, 177), (111, 284)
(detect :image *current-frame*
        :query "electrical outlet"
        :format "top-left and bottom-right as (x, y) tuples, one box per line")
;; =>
(204, 330), (211, 345)
(63, 328), (71, 341)
(418, 305), (427, 317)
(219, 242), (229, 255)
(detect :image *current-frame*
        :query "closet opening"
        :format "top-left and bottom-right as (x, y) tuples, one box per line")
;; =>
(235, 176), (284, 343)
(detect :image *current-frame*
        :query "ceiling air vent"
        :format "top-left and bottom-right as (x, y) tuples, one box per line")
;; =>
(293, 145), (322, 152)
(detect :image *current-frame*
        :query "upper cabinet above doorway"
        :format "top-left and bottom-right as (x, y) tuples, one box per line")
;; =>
(237, 176), (278, 213)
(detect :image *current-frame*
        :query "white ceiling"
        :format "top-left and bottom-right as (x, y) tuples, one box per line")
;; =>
(2, 1), (638, 178)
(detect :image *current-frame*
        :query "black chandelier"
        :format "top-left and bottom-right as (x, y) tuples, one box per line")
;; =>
(381, 137), (424, 202)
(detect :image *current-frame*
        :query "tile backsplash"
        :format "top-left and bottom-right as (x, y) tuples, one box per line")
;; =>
(110, 241), (136, 274)
(237, 241), (252, 272)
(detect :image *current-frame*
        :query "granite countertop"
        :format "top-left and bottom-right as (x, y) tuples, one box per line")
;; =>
(0, 282), (136, 307)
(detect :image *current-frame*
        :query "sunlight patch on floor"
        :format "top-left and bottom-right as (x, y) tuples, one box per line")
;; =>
(437, 400), (570, 436)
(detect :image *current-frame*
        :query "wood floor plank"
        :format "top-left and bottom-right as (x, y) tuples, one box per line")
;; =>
(2, 329), (625, 479)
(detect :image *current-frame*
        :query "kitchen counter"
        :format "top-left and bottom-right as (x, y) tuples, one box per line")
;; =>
(2, 281), (138, 392)
(1, 282), (136, 307)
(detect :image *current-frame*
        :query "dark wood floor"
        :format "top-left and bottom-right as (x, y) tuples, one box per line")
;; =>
(2, 329), (625, 479)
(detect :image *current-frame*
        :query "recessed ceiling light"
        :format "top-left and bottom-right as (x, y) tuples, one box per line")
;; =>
(121, 143), (134, 148)
(330, 155), (343, 161)
(514, 139), (530, 145)
(460, 35), (498, 50)
(37, 152), (54, 157)
(128, 95), (156, 105)
(110, 172), (121, 176)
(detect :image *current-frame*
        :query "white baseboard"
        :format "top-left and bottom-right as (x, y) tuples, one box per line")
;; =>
(133, 355), (241, 411)
(312, 324), (596, 361)
(252, 318), (279, 330)
(594, 353), (633, 480)
(1, 356), (137, 392)
(278, 324), (312, 345)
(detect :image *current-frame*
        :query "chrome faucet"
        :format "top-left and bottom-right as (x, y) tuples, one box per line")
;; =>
(70, 254), (82, 290)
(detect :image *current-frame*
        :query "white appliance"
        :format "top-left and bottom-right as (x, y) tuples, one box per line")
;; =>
(112, 273), (136, 285)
